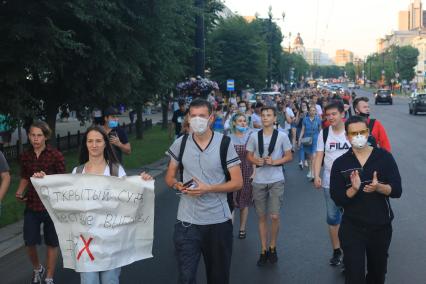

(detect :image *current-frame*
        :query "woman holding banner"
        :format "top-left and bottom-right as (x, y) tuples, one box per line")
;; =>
(34, 125), (153, 284)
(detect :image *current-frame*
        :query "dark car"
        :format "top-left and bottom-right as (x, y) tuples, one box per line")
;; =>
(374, 89), (393, 105)
(409, 93), (426, 115)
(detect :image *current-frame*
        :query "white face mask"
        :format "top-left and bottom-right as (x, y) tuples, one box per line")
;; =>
(190, 116), (210, 135)
(351, 134), (368, 149)
(239, 107), (247, 113)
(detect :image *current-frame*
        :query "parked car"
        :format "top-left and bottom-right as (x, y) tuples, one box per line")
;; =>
(409, 92), (426, 115)
(374, 89), (393, 105)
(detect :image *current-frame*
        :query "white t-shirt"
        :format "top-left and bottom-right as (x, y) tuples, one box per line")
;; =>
(251, 113), (262, 128)
(284, 107), (295, 134)
(316, 127), (350, 188)
(72, 164), (126, 177)
(315, 104), (323, 117)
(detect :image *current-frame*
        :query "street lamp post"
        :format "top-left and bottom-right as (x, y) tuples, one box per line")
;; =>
(264, 7), (285, 89)
(195, 0), (205, 77)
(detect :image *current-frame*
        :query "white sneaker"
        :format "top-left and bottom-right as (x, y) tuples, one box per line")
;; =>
(304, 160), (309, 167)
(307, 171), (312, 179)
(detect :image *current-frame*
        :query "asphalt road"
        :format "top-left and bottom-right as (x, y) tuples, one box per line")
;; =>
(1, 89), (425, 283)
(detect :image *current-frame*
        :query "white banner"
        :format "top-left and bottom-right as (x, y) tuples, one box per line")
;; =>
(31, 174), (155, 272)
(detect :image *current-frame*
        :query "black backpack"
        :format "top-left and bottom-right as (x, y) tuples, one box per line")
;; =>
(177, 134), (234, 211)
(256, 129), (280, 168)
(178, 134), (231, 182)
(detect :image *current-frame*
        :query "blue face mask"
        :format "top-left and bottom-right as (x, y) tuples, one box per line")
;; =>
(236, 125), (248, 133)
(108, 120), (118, 128)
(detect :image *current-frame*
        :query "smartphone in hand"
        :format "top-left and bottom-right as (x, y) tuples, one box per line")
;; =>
(183, 179), (198, 189)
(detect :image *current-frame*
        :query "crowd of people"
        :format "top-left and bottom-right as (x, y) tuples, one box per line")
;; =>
(0, 86), (402, 284)
(169, 87), (401, 284)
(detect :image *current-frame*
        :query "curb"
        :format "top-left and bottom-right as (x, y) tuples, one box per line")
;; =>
(0, 157), (169, 259)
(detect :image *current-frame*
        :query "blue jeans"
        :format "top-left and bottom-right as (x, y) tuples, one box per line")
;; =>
(174, 220), (233, 284)
(323, 187), (342, 225)
(80, 268), (121, 284)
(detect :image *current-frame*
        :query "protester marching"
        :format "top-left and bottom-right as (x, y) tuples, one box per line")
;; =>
(0, 84), (403, 284)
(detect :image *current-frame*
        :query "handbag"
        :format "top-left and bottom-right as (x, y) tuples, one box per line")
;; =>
(301, 118), (316, 146)
(301, 136), (313, 146)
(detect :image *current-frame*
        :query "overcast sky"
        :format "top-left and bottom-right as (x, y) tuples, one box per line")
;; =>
(224, 0), (410, 58)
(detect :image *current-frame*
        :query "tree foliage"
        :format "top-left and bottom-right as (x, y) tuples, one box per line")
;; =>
(0, 0), (222, 139)
(366, 45), (419, 83)
(207, 16), (268, 91)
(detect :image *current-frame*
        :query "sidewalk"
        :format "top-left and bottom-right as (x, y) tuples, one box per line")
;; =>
(0, 156), (170, 259)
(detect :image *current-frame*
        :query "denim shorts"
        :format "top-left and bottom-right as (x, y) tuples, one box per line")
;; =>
(252, 180), (285, 216)
(323, 187), (342, 225)
(23, 209), (59, 247)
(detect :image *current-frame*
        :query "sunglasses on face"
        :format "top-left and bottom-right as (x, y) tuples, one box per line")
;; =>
(347, 129), (369, 137)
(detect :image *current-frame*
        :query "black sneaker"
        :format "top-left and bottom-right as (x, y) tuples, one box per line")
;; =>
(31, 265), (45, 284)
(257, 251), (269, 266)
(268, 247), (278, 264)
(329, 249), (343, 266)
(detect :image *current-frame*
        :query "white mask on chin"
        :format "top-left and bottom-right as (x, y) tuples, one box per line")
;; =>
(190, 116), (210, 135)
(351, 134), (368, 149)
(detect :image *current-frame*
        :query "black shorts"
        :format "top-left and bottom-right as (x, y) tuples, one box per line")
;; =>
(23, 209), (59, 247)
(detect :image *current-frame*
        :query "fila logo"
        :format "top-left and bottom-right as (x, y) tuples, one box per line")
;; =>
(329, 142), (350, 150)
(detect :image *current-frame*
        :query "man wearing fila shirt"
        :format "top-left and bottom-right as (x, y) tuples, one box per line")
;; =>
(313, 101), (350, 267)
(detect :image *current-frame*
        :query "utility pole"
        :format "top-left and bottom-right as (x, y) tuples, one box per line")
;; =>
(195, 0), (205, 77)
(267, 7), (273, 89)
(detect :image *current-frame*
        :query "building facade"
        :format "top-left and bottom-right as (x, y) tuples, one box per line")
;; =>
(335, 49), (354, 66)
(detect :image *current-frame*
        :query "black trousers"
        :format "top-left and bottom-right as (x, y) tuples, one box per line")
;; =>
(173, 220), (233, 284)
(339, 220), (392, 284)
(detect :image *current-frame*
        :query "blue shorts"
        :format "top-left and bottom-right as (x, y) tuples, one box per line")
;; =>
(323, 187), (342, 225)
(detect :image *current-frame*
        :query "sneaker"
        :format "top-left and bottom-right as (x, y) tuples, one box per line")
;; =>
(31, 265), (45, 284)
(304, 160), (309, 167)
(306, 171), (312, 179)
(329, 249), (343, 266)
(298, 161), (304, 170)
(45, 279), (54, 284)
(257, 251), (269, 266)
(268, 247), (278, 264)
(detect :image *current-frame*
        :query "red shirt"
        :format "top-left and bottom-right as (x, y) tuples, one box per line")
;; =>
(369, 119), (392, 152)
(20, 145), (65, 211)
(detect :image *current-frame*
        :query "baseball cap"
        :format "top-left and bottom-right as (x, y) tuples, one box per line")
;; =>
(103, 107), (119, 117)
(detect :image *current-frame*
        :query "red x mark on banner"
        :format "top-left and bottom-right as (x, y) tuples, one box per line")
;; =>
(77, 235), (95, 261)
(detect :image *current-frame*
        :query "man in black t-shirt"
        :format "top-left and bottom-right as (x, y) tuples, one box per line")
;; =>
(102, 107), (131, 163)
(171, 100), (187, 139)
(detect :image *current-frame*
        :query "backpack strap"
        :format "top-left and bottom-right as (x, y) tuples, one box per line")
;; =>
(178, 134), (189, 182)
(267, 129), (279, 157)
(257, 129), (264, 157)
(75, 164), (85, 174)
(368, 118), (376, 134)
(219, 135), (231, 182)
(323, 126), (330, 151)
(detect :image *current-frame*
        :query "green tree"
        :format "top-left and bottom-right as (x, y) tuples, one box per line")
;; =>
(280, 52), (309, 82)
(345, 63), (356, 81)
(207, 16), (268, 91)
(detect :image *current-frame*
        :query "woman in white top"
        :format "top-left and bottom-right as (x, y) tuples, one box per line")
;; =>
(34, 125), (152, 284)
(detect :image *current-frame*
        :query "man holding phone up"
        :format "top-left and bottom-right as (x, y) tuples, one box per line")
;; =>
(102, 107), (131, 163)
(246, 106), (293, 266)
(165, 99), (243, 284)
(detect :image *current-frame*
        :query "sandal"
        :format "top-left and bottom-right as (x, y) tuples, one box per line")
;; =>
(238, 230), (246, 239)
